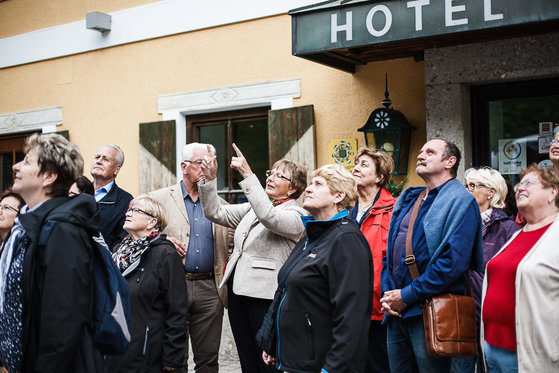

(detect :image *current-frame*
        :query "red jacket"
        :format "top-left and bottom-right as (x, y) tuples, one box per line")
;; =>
(359, 188), (395, 321)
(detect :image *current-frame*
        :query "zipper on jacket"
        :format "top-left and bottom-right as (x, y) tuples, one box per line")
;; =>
(276, 287), (287, 370)
(142, 326), (150, 356)
(304, 312), (315, 360)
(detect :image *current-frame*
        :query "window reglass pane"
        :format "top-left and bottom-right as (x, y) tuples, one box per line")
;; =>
(232, 118), (269, 190)
(198, 123), (228, 191)
(488, 95), (559, 182)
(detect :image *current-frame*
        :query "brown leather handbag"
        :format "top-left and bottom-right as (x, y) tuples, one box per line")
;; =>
(405, 190), (478, 358)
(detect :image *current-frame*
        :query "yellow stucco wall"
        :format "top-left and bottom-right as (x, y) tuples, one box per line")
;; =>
(0, 0), (159, 38)
(0, 12), (426, 196)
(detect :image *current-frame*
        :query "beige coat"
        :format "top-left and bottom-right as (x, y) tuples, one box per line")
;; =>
(149, 183), (233, 307)
(481, 215), (559, 372)
(199, 174), (308, 300)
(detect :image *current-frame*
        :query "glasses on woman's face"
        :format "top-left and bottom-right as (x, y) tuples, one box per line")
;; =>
(550, 138), (559, 146)
(465, 182), (490, 192)
(0, 204), (19, 214)
(126, 207), (154, 218)
(514, 178), (540, 193)
(265, 170), (291, 182)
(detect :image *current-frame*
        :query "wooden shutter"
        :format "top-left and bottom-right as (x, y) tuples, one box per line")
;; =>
(139, 120), (176, 194)
(268, 105), (316, 173)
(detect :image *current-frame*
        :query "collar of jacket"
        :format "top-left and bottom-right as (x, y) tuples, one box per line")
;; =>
(97, 181), (120, 203)
(301, 209), (349, 242)
(365, 188), (395, 216)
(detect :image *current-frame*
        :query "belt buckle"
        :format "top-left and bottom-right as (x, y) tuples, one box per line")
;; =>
(404, 254), (416, 265)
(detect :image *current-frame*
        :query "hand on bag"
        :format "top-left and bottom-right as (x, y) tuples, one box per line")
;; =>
(262, 351), (276, 366)
(230, 143), (253, 179)
(380, 289), (406, 317)
(168, 237), (187, 257)
(201, 144), (218, 182)
(163, 366), (175, 371)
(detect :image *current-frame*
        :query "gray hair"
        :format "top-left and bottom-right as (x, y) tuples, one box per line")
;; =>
(25, 133), (84, 198)
(182, 142), (216, 162)
(100, 144), (125, 166)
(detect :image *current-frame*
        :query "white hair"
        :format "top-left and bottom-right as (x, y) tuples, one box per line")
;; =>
(182, 142), (216, 162)
(99, 144), (125, 166)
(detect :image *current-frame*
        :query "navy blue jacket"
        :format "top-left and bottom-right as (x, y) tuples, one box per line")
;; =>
(98, 182), (133, 250)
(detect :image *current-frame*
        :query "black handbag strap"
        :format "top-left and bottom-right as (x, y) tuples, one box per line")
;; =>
(404, 189), (472, 296)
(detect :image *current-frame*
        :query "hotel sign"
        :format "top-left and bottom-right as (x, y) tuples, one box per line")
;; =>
(291, 0), (559, 55)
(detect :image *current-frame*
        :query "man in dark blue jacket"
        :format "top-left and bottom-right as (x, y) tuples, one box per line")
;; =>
(91, 144), (133, 249)
(380, 139), (484, 372)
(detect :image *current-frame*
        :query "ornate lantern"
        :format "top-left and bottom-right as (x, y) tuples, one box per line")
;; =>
(358, 75), (416, 175)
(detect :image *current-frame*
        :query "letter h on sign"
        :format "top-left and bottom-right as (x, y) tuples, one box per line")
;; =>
(331, 12), (353, 43)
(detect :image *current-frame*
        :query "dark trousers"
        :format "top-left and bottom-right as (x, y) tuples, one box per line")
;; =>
(227, 281), (280, 373)
(365, 320), (390, 373)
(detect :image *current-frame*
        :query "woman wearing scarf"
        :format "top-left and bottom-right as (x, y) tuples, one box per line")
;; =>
(106, 195), (187, 373)
(199, 144), (307, 373)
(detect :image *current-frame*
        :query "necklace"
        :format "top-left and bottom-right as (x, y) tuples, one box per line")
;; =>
(359, 200), (375, 212)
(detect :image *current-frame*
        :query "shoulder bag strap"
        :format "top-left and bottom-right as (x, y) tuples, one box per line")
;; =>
(404, 190), (473, 295)
(405, 189), (427, 280)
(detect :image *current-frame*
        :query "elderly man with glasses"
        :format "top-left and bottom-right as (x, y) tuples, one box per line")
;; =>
(149, 142), (233, 373)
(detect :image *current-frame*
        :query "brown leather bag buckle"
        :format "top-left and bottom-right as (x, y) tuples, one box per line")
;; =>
(404, 254), (416, 265)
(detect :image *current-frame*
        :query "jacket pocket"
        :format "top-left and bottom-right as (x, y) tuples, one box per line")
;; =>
(304, 312), (315, 360)
(251, 258), (276, 270)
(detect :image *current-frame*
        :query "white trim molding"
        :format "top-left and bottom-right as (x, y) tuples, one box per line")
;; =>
(157, 78), (301, 179)
(0, 0), (317, 69)
(0, 106), (62, 134)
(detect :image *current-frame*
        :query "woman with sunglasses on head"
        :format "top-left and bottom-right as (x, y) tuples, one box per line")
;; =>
(0, 191), (25, 250)
(106, 195), (187, 373)
(198, 144), (307, 373)
(481, 165), (559, 372)
(464, 167), (520, 372)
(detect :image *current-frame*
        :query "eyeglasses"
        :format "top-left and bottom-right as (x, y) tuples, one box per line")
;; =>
(551, 138), (559, 146)
(465, 183), (490, 192)
(0, 204), (19, 214)
(514, 178), (540, 192)
(183, 159), (204, 166)
(126, 207), (154, 218)
(265, 170), (291, 182)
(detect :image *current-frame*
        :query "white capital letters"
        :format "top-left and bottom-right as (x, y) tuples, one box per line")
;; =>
(366, 5), (392, 37)
(407, 0), (430, 31)
(445, 0), (468, 26)
(331, 12), (353, 43)
(484, 0), (503, 21)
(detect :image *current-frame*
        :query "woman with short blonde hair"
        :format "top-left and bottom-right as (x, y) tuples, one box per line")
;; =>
(262, 164), (372, 372)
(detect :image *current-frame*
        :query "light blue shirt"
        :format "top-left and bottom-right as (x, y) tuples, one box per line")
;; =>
(94, 180), (114, 202)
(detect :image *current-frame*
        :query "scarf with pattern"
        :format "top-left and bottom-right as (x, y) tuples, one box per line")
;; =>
(113, 230), (160, 276)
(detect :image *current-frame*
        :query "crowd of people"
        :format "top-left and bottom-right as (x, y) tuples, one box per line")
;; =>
(0, 131), (558, 373)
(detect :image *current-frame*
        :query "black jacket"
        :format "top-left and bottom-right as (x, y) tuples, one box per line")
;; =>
(106, 235), (187, 373)
(98, 182), (133, 249)
(19, 194), (104, 373)
(275, 216), (373, 373)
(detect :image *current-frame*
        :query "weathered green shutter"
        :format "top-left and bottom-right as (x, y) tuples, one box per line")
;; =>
(139, 120), (176, 194)
(268, 105), (316, 171)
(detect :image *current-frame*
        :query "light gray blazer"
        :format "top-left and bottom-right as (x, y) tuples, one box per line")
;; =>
(199, 174), (308, 300)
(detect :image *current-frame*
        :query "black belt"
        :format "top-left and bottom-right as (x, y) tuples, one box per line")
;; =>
(185, 272), (214, 280)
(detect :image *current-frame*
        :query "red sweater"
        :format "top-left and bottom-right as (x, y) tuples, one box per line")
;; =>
(483, 223), (551, 350)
